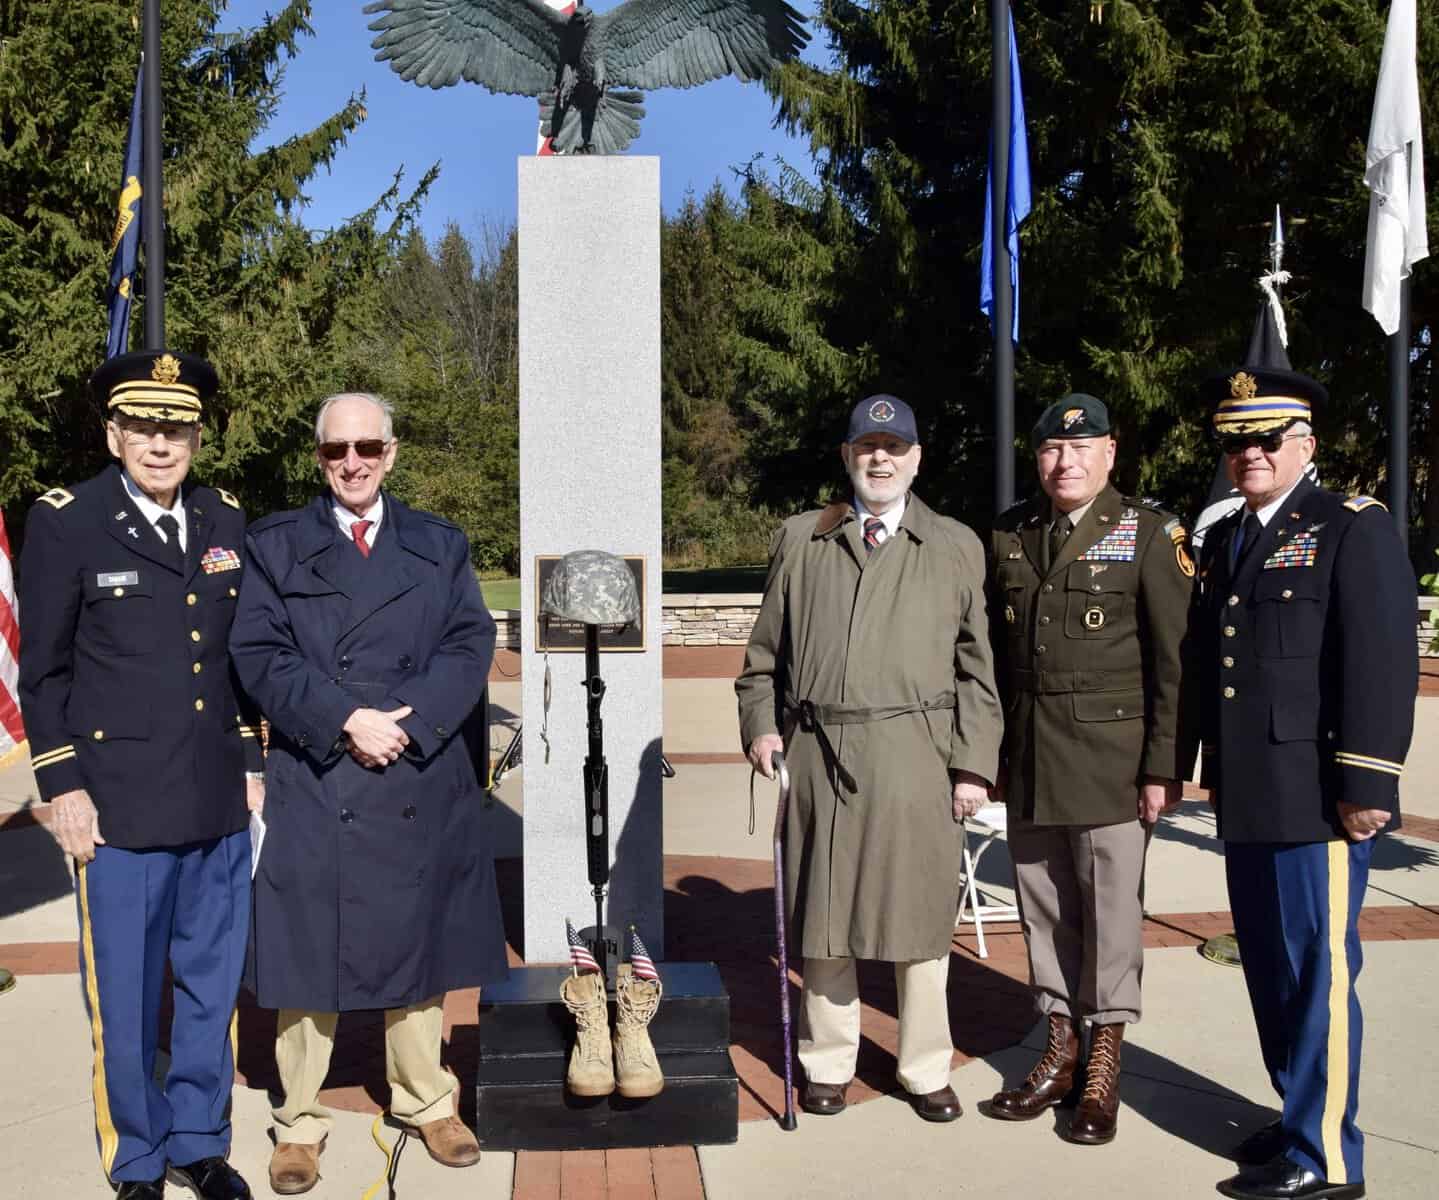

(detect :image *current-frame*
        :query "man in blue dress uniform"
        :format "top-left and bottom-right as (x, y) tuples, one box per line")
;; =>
(1185, 364), (1416, 1200)
(18, 350), (262, 1199)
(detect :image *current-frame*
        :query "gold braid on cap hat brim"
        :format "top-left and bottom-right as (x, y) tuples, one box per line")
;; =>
(107, 380), (203, 423)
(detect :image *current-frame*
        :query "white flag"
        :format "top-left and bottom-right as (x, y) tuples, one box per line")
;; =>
(1362, 0), (1428, 335)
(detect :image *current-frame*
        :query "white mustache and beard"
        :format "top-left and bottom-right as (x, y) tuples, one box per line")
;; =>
(848, 454), (918, 513)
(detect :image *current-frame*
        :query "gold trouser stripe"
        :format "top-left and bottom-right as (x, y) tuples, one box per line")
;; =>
(1322, 841), (1349, 1184)
(78, 865), (121, 1177)
(230, 1009), (239, 1071)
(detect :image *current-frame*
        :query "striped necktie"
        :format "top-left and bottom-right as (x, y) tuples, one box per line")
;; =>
(863, 517), (885, 553)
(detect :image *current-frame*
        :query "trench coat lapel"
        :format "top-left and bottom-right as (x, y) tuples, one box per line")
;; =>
(1047, 485), (1123, 580)
(814, 501), (865, 569)
(101, 467), (184, 575)
(334, 495), (428, 642)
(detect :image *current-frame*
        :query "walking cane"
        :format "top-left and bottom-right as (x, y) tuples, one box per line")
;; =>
(770, 750), (798, 1131)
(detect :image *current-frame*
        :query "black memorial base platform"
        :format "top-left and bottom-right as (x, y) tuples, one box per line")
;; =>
(475, 962), (738, 1151)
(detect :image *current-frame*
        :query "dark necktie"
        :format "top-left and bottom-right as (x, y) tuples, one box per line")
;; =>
(1042, 514), (1071, 574)
(351, 519), (372, 559)
(863, 516), (885, 553)
(155, 513), (183, 570)
(1232, 512), (1263, 571)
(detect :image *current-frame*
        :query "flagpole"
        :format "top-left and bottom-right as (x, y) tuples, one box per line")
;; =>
(142, 0), (165, 349)
(1388, 274), (1411, 545)
(991, 0), (1015, 514)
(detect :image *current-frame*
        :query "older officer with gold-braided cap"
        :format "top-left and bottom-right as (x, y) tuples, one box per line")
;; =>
(1185, 364), (1415, 1200)
(17, 350), (262, 1200)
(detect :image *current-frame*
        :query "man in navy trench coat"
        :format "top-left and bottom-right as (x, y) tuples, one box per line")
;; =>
(229, 392), (508, 1194)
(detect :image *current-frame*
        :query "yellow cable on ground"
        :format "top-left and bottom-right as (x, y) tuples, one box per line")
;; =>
(360, 1111), (408, 1200)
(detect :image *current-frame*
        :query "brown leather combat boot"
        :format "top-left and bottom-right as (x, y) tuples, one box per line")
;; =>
(987, 1013), (1080, 1121)
(1067, 1022), (1123, 1144)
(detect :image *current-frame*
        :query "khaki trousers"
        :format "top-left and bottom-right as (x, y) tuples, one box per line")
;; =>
(798, 956), (954, 1094)
(271, 995), (455, 1145)
(1010, 817), (1150, 1025)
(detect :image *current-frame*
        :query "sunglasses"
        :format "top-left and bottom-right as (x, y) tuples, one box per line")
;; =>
(1217, 431), (1306, 455)
(318, 438), (389, 462)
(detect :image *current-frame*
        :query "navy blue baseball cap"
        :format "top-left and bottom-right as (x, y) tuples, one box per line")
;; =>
(847, 394), (919, 444)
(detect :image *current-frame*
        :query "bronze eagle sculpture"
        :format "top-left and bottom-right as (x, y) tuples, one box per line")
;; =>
(364, 0), (809, 154)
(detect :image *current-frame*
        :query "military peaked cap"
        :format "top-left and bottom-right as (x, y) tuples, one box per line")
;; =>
(1201, 365), (1326, 436)
(90, 349), (217, 424)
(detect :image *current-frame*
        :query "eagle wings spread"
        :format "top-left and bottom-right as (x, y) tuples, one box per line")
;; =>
(365, 0), (809, 153)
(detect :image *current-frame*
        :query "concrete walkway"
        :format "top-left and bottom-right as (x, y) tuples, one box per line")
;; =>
(2, 654), (1438, 1199)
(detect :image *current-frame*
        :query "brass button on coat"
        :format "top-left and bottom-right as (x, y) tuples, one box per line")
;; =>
(93, 730), (104, 740)
(113, 587), (124, 597)
(190, 630), (201, 642)
(1228, 595), (1240, 607)
(1223, 686), (1236, 699)
(1282, 588), (1293, 600)
(193, 662), (202, 674)
(186, 594), (197, 606)
(194, 699), (204, 712)
(1223, 626), (1237, 638)
(1222, 656), (1235, 668)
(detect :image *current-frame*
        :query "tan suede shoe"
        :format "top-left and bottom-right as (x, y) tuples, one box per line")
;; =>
(409, 1114), (481, 1168)
(269, 1138), (323, 1196)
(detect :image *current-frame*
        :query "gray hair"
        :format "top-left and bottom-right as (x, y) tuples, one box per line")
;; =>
(314, 392), (395, 444)
(1290, 420), (1313, 438)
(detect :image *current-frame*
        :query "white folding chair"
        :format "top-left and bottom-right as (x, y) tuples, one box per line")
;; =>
(955, 803), (1020, 959)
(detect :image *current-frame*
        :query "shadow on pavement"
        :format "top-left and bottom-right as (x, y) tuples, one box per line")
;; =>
(0, 802), (73, 919)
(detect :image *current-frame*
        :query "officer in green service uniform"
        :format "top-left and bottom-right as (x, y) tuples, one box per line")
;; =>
(984, 394), (1192, 1145)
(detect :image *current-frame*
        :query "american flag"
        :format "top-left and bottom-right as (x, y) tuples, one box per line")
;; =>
(0, 513), (26, 770)
(628, 926), (659, 982)
(566, 917), (599, 974)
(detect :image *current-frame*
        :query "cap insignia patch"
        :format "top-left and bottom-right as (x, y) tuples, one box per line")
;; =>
(1228, 371), (1258, 401)
(868, 399), (895, 423)
(1062, 407), (1085, 430)
(151, 353), (181, 384)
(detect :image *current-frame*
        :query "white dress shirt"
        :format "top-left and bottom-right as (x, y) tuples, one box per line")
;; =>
(121, 470), (187, 552)
(332, 494), (384, 549)
(853, 495), (906, 545)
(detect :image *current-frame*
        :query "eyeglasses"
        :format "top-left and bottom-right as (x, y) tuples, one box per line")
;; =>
(1217, 431), (1307, 455)
(113, 421), (194, 446)
(317, 439), (389, 462)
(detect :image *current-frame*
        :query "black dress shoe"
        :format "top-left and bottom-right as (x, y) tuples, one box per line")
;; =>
(1231, 1119), (1286, 1165)
(1216, 1156), (1365, 1200)
(168, 1157), (253, 1200)
(800, 1079), (851, 1115)
(114, 1181), (165, 1199)
(909, 1084), (963, 1123)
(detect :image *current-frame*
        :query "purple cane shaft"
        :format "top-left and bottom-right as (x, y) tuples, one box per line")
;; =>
(771, 751), (797, 1130)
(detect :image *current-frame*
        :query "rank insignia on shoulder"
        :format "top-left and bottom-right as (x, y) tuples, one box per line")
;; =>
(217, 488), (241, 510)
(38, 487), (74, 509)
(1343, 495), (1386, 513)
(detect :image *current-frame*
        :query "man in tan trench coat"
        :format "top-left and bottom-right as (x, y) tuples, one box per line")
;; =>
(984, 394), (1190, 1145)
(737, 394), (1003, 1123)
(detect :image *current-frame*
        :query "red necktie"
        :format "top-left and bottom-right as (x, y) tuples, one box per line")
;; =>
(351, 520), (372, 558)
(863, 517), (885, 552)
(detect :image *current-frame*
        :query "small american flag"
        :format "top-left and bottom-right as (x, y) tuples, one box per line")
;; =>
(566, 918), (598, 974)
(628, 926), (659, 982)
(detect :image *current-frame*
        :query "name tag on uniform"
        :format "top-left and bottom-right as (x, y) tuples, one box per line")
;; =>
(200, 547), (242, 574)
(97, 571), (139, 588)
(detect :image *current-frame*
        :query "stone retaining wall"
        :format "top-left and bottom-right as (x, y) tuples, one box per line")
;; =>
(497, 596), (1439, 654)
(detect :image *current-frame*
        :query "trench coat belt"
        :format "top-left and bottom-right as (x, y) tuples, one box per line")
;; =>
(1009, 668), (1144, 695)
(782, 692), (958, 794)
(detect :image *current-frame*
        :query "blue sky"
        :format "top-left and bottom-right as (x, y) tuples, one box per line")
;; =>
(223, 1), (827, 240)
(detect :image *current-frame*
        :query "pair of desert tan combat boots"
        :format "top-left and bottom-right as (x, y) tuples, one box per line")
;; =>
(561, 964), (664, 1098)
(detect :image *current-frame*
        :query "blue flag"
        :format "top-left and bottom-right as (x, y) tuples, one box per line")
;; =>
(980, 13), (1032, 345)
(106, 59), (144, 360)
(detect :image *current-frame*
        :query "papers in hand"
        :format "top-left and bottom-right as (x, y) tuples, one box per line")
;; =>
(249, 809), (266, 879)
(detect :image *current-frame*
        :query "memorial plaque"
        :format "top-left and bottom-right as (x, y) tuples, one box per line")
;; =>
(534, 554), (646, 651)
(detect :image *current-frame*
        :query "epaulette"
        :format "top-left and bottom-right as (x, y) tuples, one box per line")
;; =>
(1343, 495), (1386, 514)
(36, 487), (74, 510)
(216, 488), (242, 510)
(421, 512), (461, 532)
(246, 509), (302, 536)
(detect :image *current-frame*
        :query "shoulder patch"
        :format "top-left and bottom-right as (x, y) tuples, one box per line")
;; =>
(216, 488), (241, 510)
(37, 487), (74, 510)
(1343, 495), (1387, 513)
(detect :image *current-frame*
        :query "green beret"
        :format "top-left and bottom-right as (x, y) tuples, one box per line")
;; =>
(1031, 393), (1111, 445)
